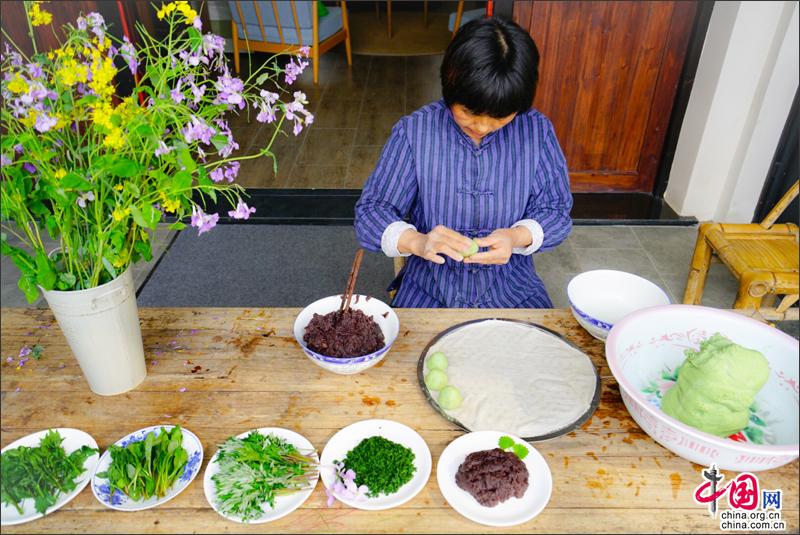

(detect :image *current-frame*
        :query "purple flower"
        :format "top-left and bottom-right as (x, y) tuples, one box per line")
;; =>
(202, 34), (225, 60)
(179, 387), (187, 392)
(170, 80), (185, 104)
(120, 37), (138, 73)
(192, 16), (202, 30)
(190, 82), (205, 104)
(76, 191), (95, 208)
(214, 71), (245, 109)
(325, 486), (336, 507)
(13, 144), (23, 154)
(209, 168), (224, 183)
(34, 112), (57, 133)
(26, 62), (43, 79)
(76, 16), (88, 31)
(154, 141), (173, 157)
(299, 46), (311, 57)
(0, 154), (10, 167)
(23, 162), (36, 174)
(284, 56), (309, 85)
(190, 205), (219, 235)
(224, 161), (240, 181)
(6, 356), (14, 363)
(227, 199), (255, 220)
(181, 116), (216, 145)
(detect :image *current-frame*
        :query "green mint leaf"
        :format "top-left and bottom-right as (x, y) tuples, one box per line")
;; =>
(498, 436), (514, 450)
(513, 443), (529, 460)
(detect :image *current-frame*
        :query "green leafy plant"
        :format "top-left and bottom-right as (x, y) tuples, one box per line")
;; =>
(1, 429), (98, 515)
(498, 435), (529, 460)
(211, 432), (318, 521)
(96, 426), (188, 500)
(1, 1), (313, 302)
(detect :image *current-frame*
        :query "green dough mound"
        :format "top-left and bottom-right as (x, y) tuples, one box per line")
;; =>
(661, 333), (770, 437)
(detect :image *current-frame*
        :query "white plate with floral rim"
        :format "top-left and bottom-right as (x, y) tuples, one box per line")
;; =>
(91, 425), (203, 511)
(203, 427), (319, 523)
(319, 419), (431, 511)
(1, 428), (100, 526)
(437, 431), (552, 527)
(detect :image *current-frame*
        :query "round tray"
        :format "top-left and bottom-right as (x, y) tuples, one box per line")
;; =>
(417, 318), (601, 441)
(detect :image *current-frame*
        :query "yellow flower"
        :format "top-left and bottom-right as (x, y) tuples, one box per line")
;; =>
(54, 169), (66, 179)
(57, 59), (89, 86)
(112, 206), (130, 221)
(7, 74), (29, 94)
(159, 192), (181, 213)
(113, 184), (124, 191)
(156, 2), (178, 19)
(103, 127), (125, 150)
(91, 102), (114, 129)
(88, 54), (116, 99)
(157, 1), (195, 24)
(21, 110), (37, 128)
(112, 256), (126, 268)
(28, 2), (52, 26)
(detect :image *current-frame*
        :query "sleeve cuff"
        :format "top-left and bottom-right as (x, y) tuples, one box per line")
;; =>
(381, 221), (417, 257)
(511, 219), (544, 255)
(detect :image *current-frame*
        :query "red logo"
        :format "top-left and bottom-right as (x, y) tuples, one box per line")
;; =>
(694, 465), (760, 517)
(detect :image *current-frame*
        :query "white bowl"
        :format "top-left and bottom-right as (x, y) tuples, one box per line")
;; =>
(606, 304), (799, 471)
(567, 269), (670, 340)
(293, 295), (399, 375)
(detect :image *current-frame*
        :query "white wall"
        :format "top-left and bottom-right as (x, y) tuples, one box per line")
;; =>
(664, 1), (799, 222)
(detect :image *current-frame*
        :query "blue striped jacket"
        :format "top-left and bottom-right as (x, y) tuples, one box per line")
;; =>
(355, 100), (573, 308)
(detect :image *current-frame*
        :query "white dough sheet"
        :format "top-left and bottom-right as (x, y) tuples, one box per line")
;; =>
(424, 320), (599, 439)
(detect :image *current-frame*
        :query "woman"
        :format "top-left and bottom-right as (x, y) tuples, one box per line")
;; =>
(355, 17), (572, 308)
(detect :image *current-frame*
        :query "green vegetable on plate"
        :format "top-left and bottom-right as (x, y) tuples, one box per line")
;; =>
(1, 430), (97, 515)
(96, 426), (188, 502)
(498, 435), (529, 460)
(339, 436), (416, 498)
(211, 432), (318, 522)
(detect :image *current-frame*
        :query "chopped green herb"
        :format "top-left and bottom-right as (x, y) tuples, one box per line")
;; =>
(1, 430), (97, 515)
(96, 426), (188, 501)
(211, 432), (318, 522)
(339, 436), (416, 498)
(31, 344), (44, 360)
(498, 435), (529, 460)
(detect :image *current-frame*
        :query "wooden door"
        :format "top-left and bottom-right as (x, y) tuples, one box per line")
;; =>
(513, 1), (697, 193)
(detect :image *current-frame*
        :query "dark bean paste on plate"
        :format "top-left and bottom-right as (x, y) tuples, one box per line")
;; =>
(455, 448), (529, 507)
(303, 309), (384, 358)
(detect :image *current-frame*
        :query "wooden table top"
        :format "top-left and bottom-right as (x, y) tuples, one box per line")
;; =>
(1, 307), (797, 533)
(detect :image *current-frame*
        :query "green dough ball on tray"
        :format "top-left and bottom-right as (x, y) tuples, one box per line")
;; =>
(438, 385), (463, 410)
(425, 369), (448, 391)
(427, 351), (448, 371)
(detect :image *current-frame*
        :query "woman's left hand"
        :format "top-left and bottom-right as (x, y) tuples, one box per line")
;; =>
(464, 228), (519, 265)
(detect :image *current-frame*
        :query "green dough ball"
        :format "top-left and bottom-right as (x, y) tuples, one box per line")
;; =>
(438, 385), (463, 410)
(661, 333), (770, 437)
(462, 240), (479, 258)
(427, 351), (448, 371)
(425, 369), (448, 390)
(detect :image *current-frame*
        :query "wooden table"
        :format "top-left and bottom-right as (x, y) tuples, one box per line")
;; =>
(1, 308), (797, 533)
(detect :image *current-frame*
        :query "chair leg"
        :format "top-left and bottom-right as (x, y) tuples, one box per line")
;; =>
(453, 0), (464, 38)
(231, 21), (240, 74)
(734, 271), (773, 312)
(341, 1), (352, 66)
(312, 6), (320, 85)
(683, 223), (714, 305)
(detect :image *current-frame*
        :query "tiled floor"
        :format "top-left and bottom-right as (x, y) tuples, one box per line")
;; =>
(229, 51), (441, 189)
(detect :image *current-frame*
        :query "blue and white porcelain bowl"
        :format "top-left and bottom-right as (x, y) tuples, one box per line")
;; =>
(293, 295), (400, 375)
(567, 269), (670, 341)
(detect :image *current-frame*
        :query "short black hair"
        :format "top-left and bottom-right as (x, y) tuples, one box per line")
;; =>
(440, 17), (539, 118)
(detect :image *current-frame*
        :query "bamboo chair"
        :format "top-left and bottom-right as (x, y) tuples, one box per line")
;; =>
(683, 180), (799, 321)
(229, 1), (352, 84)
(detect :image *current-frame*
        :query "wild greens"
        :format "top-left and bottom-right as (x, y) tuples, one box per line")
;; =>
(96, 426), (188, 501)
(212, 432), (318, 522)
(1, 430), (98, 515)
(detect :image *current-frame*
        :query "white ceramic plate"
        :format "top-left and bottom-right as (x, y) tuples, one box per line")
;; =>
(1, 428), (100, 526)
(437, 431), (552, 527)
(91, 425), (203, 511)
(320, 419), (431, 510)
(203, 427), (319, 523)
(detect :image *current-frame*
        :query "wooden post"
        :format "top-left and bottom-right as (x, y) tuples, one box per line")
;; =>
(682, 223), (714, 305)
(231, 19), (240, 73)
(341, 1), (352, 66)
(312, 1), (320, 84)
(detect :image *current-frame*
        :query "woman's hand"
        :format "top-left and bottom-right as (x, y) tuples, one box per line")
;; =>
(398, 225), (474, 265)
(464, 227), (532, 265)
